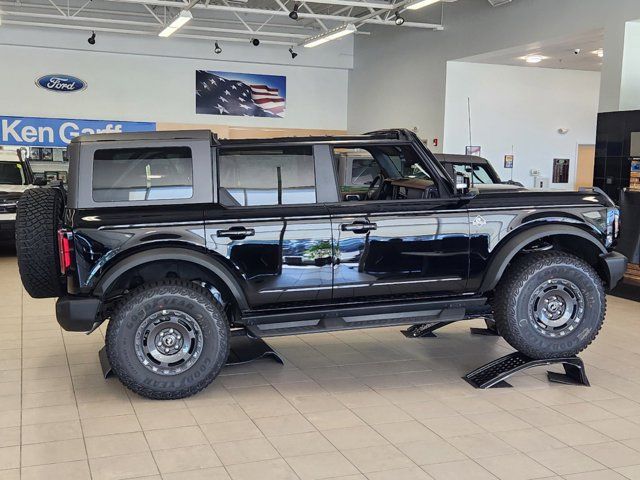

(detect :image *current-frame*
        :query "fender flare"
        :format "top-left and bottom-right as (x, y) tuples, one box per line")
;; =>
(93, 247), (249, 310)
(479, 224), (607, 293)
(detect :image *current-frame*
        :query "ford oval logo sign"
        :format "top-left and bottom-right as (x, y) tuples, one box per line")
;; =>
(36, 74), (87, 93)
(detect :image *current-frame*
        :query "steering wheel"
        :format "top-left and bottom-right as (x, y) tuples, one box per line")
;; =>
(366, 174), (385, 201)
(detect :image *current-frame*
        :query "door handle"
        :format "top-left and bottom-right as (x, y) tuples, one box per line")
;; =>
(216, 227), (255, 239)
(341, 222), (377, 233)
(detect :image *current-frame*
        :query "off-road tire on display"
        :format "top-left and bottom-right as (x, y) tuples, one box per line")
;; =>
(493, 251), (606, 359)
(106, 280), (230, 400)
(16, 187), (65, 298)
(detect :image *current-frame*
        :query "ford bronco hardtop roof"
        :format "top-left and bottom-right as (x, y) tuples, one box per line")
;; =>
(71, 128), (414, 146)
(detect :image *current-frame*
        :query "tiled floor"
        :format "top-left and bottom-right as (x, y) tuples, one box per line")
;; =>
(2, 252), (640, 480)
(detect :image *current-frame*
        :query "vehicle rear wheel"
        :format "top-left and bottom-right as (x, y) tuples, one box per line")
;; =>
(16, 187), (65, 298)
(106, 280), (230, 400)
(493, 251), (605, 359)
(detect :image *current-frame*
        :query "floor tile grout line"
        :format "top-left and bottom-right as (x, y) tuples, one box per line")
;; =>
(60, 320), (94, 480)
(19, 286), (24, 473)
(215, 377), (359, 479)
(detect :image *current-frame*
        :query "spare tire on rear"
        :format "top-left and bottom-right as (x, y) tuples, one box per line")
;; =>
(16, 187), (65, 298)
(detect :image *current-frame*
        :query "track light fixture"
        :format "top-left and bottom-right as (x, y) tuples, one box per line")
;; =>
(251, 38), (260, 46)
(394, 11), (405, 25)
(214, 41), (222, 54)
(87, 31), (96, 45)
(289, 47), (298, 59)
(289, 3), (300, 20)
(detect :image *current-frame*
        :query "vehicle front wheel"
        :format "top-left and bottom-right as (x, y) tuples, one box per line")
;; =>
(493, 252), (605, 359)
(106, 280), (229, 400)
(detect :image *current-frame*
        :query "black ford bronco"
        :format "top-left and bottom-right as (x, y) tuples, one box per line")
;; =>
(15, 129), (627, 399)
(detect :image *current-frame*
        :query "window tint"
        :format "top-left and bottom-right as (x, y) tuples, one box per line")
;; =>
(218, 146), (316, 206)
(334, 145), (437, 202)
(93, 147), (193, 202)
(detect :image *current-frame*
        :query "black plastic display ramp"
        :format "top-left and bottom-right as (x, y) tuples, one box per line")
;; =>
(463, 352), (590, 389)
(469, 318), (500, 336)
(99, 331), (283, 379)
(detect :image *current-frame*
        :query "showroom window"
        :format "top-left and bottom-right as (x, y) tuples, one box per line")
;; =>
(92, 147), (193, 202)
(333, 145), (438, 201)
(218, 146), (316, 206)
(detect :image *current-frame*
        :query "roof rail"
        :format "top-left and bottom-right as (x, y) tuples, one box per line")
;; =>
(363, 129), (415, 141)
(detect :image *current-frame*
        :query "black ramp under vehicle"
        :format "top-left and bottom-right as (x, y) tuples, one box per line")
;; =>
(15, 128), (627, 399)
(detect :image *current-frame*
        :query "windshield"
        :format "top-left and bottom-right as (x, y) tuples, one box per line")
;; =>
(452, 163), (495, 184)
(0, 162), (26, 185)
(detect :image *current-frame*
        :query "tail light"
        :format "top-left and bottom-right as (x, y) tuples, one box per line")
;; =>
(57, 229), (73, 274)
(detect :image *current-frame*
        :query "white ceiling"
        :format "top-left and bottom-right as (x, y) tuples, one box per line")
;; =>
(0, 0), (449, 47)
(458, 29), (605, 72)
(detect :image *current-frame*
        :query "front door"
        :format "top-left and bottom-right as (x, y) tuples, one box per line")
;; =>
(328, 144), (469, 301)
(204, 145), (334, 308)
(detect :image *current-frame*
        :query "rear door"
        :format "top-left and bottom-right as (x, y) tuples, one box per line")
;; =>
(204, 144), (335, 308)
(328, 143), (470, 301)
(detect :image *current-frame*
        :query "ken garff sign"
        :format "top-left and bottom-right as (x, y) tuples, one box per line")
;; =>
(36, 74), (87, 93)
(0, 116), (156, 147)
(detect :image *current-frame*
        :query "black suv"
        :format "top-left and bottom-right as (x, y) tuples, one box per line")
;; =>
(15, 129), (627, 399)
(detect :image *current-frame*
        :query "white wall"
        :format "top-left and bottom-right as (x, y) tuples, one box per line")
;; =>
(620, 21), (640, 111)
(348, 0), (640, 148)
(444, 62), (601, 189)
(0, 26), (353, 130)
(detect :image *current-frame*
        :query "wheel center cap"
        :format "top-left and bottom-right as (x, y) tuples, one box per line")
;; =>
(163, 335), (176, 347)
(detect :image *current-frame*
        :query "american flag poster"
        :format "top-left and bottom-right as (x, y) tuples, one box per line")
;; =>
(196, 70), (286, 118)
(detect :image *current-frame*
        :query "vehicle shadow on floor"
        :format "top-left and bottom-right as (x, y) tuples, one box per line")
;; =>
(0, 245), (16, 257)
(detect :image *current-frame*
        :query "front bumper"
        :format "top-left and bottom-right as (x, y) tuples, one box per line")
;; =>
(56, 296), (102, 332)
(600, 251), (628, 290)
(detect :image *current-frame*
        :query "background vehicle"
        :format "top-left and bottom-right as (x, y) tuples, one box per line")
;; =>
(0, 150), (39, 245)
(15, 129), (626, 399)
(435, 153), (524, 187)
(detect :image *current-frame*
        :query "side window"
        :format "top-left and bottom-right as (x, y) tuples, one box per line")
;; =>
(333, 145), (437, 202)
(218, 146), (316, 207)
(92, 147), (193, 202)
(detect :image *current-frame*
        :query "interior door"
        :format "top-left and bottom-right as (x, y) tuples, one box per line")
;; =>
(576, 145), (596, 190)
(328, 144), (469, 300)
(204, 145), (333, 308)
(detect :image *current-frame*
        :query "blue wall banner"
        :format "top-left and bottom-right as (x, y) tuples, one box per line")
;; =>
(0, 116), (156, 147)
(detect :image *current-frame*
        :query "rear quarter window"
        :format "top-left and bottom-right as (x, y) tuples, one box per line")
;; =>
(92, 147), (193, 202)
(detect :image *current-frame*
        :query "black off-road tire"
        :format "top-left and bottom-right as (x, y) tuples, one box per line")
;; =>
(493, 251), (606, 359)
(16, 187), (65, 298)
(106, 280), (230, 400)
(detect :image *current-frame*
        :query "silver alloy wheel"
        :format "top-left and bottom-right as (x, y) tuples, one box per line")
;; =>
(528, 278), (585, 338)
(134, 309), (203, 376)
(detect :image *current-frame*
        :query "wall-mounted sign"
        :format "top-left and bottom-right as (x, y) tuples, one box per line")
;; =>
(36, 74), (88, 93)
(504, 154), (514, 169)
(465, 146), (481, 156)
(552, 158), (570, 183)
(196, 70), (286, 118)
(0, 115), (156, 147)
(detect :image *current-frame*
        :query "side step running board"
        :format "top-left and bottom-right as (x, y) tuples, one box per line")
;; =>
(245, 297), (489, 338)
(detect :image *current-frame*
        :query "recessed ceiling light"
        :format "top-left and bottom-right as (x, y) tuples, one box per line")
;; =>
(592, 48), (604, 58)
(523, 55), (546, 64)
